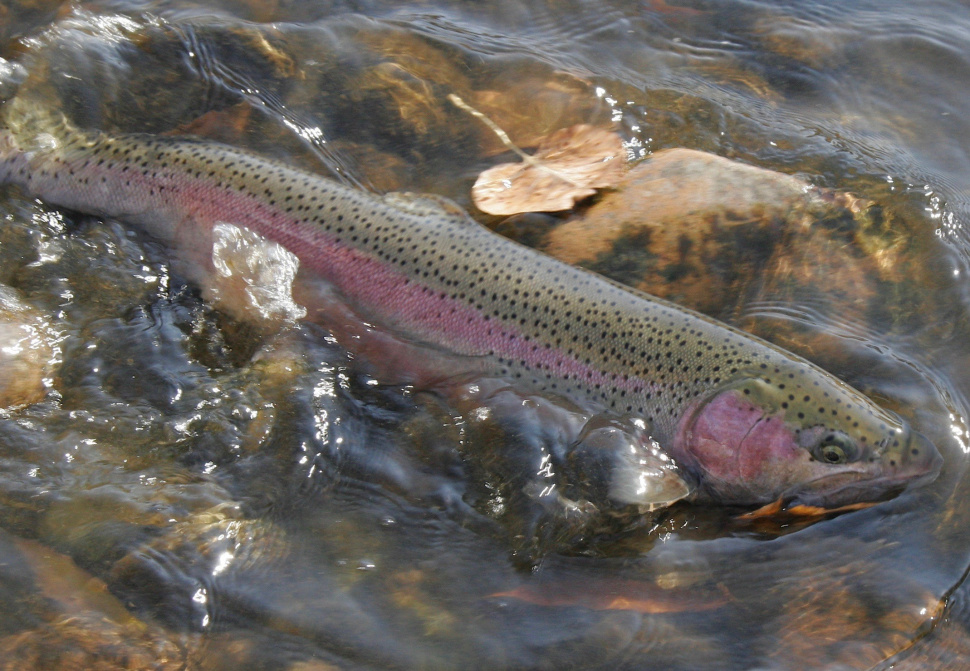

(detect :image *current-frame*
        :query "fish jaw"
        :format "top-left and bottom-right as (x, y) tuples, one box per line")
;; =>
(672, 385), (942, 507)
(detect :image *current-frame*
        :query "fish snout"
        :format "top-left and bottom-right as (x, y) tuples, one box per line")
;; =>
(798, 429), (944, 508)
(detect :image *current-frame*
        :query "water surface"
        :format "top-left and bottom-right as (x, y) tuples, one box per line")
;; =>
(1, 1), (970, 669)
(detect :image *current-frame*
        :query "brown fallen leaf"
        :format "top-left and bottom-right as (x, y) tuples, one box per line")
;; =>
(167, 103), (252, 144)
(490, 577), (728, 614)
(645, 0), (705, 18)
(471, 123), (625, 215)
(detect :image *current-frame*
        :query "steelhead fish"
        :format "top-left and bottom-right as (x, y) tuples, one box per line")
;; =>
(0, 96), (941, 510)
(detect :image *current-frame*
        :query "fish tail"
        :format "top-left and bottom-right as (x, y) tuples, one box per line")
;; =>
(0, 123), (25, 187)
(3, 92), (77, 145)
(0, 60), (23, 185)
(0, 90), (80, 187)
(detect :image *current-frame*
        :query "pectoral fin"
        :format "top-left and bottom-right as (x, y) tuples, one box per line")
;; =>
(564, 416), (692, 511)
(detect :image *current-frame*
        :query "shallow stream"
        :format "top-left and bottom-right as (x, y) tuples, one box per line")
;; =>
(1, 1), (970, 669)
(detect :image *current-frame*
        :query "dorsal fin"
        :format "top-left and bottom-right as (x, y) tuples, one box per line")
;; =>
(382, 191), (473, 222)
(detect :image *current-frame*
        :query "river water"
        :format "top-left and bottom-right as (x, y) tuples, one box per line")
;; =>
(1, 1), (970, 669)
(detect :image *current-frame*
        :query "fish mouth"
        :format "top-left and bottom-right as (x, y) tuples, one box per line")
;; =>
(787, 472), (905, 508)
(786, 431), (943, 508)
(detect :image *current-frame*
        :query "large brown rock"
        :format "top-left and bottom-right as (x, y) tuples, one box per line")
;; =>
(0, 285), (56, 409)
(544, 148), (892, 318)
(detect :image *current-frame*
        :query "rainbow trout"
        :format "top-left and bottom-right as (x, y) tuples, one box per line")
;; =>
(0, 97), (941, 510)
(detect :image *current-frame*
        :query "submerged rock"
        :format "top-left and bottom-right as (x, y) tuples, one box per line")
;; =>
(535, 147), (929, 377)
(0, 285), (57, 409)
(0, 532), (184, 671)
(543, 148), (888, 315)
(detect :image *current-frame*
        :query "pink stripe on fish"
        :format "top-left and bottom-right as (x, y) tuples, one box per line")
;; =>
(140, 174), (650, 398)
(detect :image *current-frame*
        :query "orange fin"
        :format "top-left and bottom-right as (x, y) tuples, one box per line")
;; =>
(738, 497), (877, 521)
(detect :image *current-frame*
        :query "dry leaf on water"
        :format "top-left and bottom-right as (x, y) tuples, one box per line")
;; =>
(471, 124), (625, 215)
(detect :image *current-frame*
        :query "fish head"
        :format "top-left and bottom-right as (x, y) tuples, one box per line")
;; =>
(673, 366), (942, 507)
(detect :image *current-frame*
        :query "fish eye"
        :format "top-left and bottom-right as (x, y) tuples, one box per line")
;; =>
(814, 433), (858, 465)
(820, 443), (847, 464)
